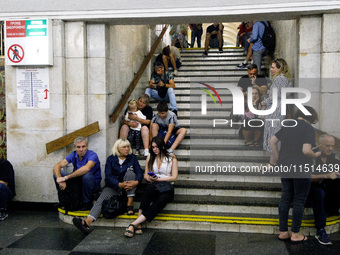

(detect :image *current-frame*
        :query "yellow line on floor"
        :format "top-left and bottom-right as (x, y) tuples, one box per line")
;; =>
(59, 208), (340, 226)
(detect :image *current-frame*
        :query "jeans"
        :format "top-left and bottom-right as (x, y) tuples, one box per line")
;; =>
(252, 48), (267, 75)
(243, 32), (252, 53)
(191, 28), (202, 48)
(54, 170), (101, 204)
(145, 87), (177, 111)
(308, 182), (326, 230)
(0, 183), (14, 210)
(279, 178), (311, 233)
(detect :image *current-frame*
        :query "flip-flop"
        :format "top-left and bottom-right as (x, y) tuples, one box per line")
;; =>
(290, 235), (307, 244)
(245, 142), (254, 147)
(254, 143), (261, 148)
(278, 236), (290, 241)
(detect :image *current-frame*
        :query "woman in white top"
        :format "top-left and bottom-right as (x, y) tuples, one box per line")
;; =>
(125, 136), (178, 238)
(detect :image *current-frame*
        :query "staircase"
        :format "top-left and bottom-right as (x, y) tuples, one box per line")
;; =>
(60, 47), (340, 235)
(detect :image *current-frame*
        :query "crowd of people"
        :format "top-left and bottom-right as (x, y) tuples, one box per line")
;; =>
(1, 21), (338, 248)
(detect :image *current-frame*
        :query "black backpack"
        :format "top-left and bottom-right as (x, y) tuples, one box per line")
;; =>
(101, 194), (126, 219)
(57, 157), (83, 214)
(260, 21), (276, 54)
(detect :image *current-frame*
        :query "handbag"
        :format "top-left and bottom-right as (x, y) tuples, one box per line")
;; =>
(153, 181), (174, 193)
(101, 195), (125, 219)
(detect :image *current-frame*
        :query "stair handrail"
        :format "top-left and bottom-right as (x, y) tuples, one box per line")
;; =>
(110, 24), (169, 123)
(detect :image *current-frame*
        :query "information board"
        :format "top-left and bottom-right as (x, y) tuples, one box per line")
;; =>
(5, 19), (53, 66)
(16, 67), (50, 109)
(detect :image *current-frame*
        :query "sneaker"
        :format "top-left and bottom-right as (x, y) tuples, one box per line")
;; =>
(219, 47), (223, 53)
(0, 210), (8, 221)
(202, 51), (208, 56)
(173, 70), (178, 76)
(236, 62), (248, 69)
(167, 148), (174, 156)
(315, 228), (332, 245)
(143, 149), (149, 157)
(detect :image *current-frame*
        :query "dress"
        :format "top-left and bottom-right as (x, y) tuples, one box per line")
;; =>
(263, 74), (292, 152)
(140, 156), (174, 222)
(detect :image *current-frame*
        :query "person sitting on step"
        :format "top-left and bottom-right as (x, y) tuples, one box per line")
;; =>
(150, 102), (187, 155)
(53, 136), (102, 211)
(202, 23), (224, 56)
(125, 136), (178, 238)
(155, 45), (182, 76)
(145, 61), (178, 116)
(72, 138), (143, 234)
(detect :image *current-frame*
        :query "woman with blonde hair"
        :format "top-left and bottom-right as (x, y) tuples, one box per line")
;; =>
(261, 58), (292, 166)
(72, 138), (143, 234)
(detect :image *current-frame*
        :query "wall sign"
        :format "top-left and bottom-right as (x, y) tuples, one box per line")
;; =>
(5, 19), (53, 66)
(16, 67), (50, 109)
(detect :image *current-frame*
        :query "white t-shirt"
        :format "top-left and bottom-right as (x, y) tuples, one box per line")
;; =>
(125, 110), (146, 131)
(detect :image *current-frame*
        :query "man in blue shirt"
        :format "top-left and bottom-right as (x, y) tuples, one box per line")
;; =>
(53, 136), (101, 210)
(248, 21), (268, 75)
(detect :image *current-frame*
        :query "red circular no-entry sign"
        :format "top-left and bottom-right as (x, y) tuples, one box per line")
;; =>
(8, 44), (24, 63)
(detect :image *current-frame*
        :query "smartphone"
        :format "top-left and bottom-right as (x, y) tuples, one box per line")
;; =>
(312, 147), (320, 153)
(147, 172), (157, 178)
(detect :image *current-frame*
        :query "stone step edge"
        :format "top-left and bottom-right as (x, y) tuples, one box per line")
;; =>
(58, 208), (340, 228)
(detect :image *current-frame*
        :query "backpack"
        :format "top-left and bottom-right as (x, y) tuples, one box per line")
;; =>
(57, 157), (83, 214)
(101, 194), (126, 219)
(260, 21), (276, 54)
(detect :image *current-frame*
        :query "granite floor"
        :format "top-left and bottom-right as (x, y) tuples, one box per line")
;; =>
(0, 210), (340, 255)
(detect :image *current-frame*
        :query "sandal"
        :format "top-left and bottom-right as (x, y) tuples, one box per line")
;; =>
(135, 226), (143, 235)
(125, 224), (136, 238)
(254, 142), (261, 148)
(72, 217), (91, 235)
(245, 142), (254, 147)
(127, 206), (134, 215)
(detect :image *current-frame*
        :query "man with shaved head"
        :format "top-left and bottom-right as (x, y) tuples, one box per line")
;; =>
(309, 134), (340, 245)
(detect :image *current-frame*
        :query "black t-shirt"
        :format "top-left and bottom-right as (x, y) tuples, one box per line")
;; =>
(206, 24), (220, 39)
(275, 119), (316, 170)
(237, 75), (268, 92)
(124, 105), (153, 128)
(0, 159), (15, 195)
(141, 105), (153, 127)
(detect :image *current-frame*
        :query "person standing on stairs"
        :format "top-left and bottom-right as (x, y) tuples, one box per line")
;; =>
(261, 58), (292, 167)
(270, 106), (320, 243)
